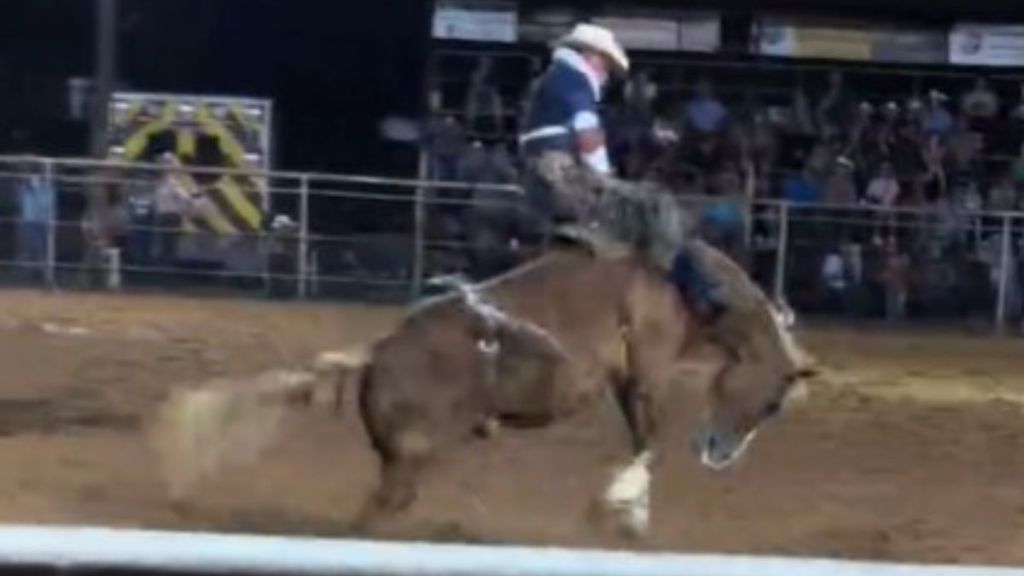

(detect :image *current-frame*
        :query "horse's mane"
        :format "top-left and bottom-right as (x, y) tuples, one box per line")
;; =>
(691, 241), (805, 368)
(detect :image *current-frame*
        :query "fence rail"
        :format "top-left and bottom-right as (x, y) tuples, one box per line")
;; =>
(1, 154), (1023, 332)
(0, 524), (1021, 576)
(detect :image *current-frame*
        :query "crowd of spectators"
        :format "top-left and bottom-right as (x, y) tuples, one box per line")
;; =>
(424, 53), (1024, 324)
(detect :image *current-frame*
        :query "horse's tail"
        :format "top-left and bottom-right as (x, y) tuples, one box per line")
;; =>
(312, 346), (373, 414)
(149, 346), (372, 501)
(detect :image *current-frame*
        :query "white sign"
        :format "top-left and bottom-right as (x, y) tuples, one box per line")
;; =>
(592, 17), (681, 51)
(432, 2), (518, 43)
(950, 24), (1024, 67)
(591, 13), (721, 53)
(678, 13), (722, 53)
(758, 22), (798, 57)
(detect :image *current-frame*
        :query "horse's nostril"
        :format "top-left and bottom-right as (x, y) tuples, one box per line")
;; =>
(704, 433), (717, 452)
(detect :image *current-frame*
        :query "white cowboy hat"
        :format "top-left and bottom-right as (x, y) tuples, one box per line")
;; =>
(556, 23), (630, 75)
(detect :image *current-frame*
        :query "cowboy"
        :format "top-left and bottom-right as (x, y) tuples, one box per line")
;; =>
(518, 23), (741, 329)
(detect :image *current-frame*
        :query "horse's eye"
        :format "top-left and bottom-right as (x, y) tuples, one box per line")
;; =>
(763, 399), (783, 418)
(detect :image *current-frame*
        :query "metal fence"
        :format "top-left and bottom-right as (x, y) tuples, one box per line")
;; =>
(2, 154), (1022, 332)
(0, 524), (1022, 576)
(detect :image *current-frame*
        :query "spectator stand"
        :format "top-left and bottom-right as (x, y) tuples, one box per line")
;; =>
(423, 2), (1024, 329)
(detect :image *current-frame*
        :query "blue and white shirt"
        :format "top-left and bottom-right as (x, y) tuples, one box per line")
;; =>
(519, 48), (612, 175)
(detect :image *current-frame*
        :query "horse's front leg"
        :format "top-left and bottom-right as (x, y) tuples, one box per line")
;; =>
(599, 377), (659, 537)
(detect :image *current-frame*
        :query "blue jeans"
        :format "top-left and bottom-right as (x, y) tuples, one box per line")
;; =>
(16, 221), (47, 272)
(669, 246), (724, 319)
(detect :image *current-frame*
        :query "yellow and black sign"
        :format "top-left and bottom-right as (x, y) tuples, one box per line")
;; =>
(106, 92), (273, 237)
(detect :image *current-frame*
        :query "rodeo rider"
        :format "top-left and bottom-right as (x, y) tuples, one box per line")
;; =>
(518, 23), (754, 343)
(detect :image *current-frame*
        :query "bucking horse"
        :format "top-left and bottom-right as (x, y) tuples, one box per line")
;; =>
(152, 238), (817, 537)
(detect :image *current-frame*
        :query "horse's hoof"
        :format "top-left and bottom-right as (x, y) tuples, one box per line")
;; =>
(599, 452), (652, 538)
(613, 502), (650, 539)
(586, 497), (649, 540)
(474, 417), (501, 439)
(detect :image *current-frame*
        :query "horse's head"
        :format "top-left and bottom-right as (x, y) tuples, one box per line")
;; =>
(694, 300), (818, 470)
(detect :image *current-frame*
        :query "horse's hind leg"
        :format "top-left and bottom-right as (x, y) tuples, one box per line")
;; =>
(355, 427), (433, 530)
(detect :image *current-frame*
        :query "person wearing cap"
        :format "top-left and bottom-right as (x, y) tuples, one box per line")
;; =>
(518, 22), (745, 327)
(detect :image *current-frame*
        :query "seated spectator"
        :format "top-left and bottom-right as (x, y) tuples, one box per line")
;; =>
(464, 142), (528, 278)
(805, 140), (836, 180)
(464, 56), (505, 136)
(783, 164), (823, 204)
(952, 176), (984, 213)
(684, 78), (729, 135)
(841, 239), (864, 288)
(457, 140), (490, 183)
(614, 70), (659, 178)
(820, 247), (848, 313)
(1011, 142), (1024, 188)
(816, 70), (854, 139)
(517, 57), (544, 134)
(791, 86), (818, 136)
(881, 240), (910, 322)
(865, 161), (901, 207)
(425, 115), (467, 182)
(846, 101), (880, 167)
(904, 95), (925, 126)
(153, 152), (198, 271)
(919, 134), (948, 203)
(960, 77), (1000, 123)
(870, 102), (901, 168)
(849, 101), (874, 139)
(947, 115), (982, 178)
(748, 113), (778, 170)
(922, 90), (954, 139)
(824, 156), (858, 205)
(700, 167), (747, 257)
(880, 101), (901, 127)
(989, 170), (1018, 212)
(623, 69), (658, 114)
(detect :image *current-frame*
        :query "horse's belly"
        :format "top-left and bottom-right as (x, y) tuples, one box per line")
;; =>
(490, 345), (604, 420)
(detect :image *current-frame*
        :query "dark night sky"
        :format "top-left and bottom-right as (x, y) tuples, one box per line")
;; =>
(0, 0), (1020, 175)
(0, 0), (428, 174)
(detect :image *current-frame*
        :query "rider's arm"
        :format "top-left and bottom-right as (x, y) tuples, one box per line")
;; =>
(566, 90), (612, 175)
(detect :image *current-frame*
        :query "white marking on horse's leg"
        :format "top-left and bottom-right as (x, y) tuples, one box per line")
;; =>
(602, 451), (653, 536)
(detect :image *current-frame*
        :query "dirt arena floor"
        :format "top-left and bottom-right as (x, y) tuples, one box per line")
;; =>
(0, 290), (1022, 565)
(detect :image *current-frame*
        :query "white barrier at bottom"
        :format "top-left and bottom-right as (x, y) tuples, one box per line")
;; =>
(0, 524), (1020, 576)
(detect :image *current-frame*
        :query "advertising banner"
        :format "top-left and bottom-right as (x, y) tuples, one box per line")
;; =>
(432, 0), (518, 43)
(757, 19), (946, 65)
(950, 24), (1024, 67)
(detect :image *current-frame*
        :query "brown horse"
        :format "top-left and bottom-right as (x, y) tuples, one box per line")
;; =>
(153, 243), (816, 536)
